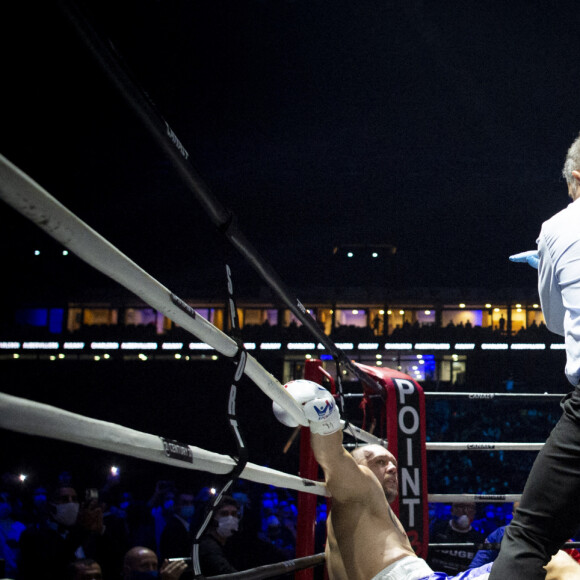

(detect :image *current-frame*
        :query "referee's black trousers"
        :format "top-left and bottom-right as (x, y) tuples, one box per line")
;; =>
(489, 387), (580, 579)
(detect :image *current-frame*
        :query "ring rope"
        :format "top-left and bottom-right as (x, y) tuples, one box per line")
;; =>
(0, 153), (295, 428)
(345, 441), (542, 451)
(426, 442), (544, 451)
(0, 153), (379, 447)
(429, 542), (580, 551)
(424, 392), (566, 399)
(428, 494), (522, 503)
(60, 0), (387, 399)
(345, 392), (566, 399)
(192, 264), (250, 578)
(205, 553), (325, 580)
(0, 392), (329, 497)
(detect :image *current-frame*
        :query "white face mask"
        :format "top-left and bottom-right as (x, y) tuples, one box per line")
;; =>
(216, 515), (239, 538)
(454, 514), (471, 530)
(53, 502), (79, 527)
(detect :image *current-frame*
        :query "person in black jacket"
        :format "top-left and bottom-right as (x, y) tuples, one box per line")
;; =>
(159, 490), (196, 563)
(198, 496), (240, 575)
(18, 484), (115, 580)
(427, 502), (485, 575)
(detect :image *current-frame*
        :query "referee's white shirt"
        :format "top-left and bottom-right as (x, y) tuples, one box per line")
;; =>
(538, 196), (580, 386)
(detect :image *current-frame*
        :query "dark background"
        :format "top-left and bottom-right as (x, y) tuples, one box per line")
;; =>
(2, 0), (580, 295)
(1, 0), (578, 498)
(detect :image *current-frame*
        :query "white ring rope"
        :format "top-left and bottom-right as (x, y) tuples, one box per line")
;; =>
(346, 442), (544, 451)
(0, 392), (329, 497)
(0, 153), (360, 442)
(426, 442), (544, 451)
(424, 392), (565, 399)
(428, 494), (522, 503)
(347, 392), (566, 399)
(0, 153), (303, 428)
(0, 153), (383, 445)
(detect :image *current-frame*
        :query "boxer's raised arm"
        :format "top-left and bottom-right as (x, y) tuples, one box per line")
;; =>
(310, 429), (373, 502)
(271, 380), (373, 503)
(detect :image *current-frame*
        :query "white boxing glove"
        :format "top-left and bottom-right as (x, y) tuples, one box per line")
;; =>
(273, 380), (341, 436)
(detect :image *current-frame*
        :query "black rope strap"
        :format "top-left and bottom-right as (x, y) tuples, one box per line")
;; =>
(333, 357), (351, 434)
(222, 259), (249, 477)
(429, 541), (580, 551)
(192, 263), (249, 579)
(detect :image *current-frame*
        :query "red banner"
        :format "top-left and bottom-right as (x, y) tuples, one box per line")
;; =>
(356, 363), (429, 559)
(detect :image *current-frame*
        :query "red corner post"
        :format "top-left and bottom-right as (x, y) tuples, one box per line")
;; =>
(294, 359), (328, 580)
(355, 362), (430, 559)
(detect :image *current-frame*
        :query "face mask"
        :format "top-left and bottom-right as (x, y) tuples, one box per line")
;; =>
(163, 499), (175, 513)
(216, 515), (239, 538)
(454, 514), (471, 530)
(130, 572), (159, 580)
(53, 502), (79, 527)
(179, 505), (195, 520)
(0, 502), (12, 519)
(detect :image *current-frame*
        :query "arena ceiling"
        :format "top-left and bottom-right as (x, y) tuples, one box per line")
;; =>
(2, 0), (579, 298)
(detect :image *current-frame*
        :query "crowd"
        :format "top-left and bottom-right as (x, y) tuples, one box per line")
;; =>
(7, 315), (555, 345)
(0, 389), (567, 578)
(427, 500), (580, 576)
(0, 472), (304, 580)
(1, 466), (570, 579)
(1, 465), (575, 578)
(1, 464), (548, 579)
(425, 399), (560, 495)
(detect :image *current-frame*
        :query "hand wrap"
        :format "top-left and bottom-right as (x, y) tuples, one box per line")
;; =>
(272, 379), (341, 435)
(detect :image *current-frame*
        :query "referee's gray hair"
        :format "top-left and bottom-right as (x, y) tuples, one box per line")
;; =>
(563, 132), (580, 184)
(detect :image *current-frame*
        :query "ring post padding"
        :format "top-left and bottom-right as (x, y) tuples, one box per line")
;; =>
(356, 363), (430, 559)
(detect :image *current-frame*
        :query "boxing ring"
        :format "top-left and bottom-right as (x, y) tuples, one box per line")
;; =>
(0, 152), (571, 575)
(0, 5), (569, 577)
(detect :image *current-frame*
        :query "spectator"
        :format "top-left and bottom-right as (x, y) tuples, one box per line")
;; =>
(0, 490), (26, 578)
(98, 489), (130, 579)
(18, 482), (119, 580)
(428, 501), (485, 575)
(258, 514), (295, 560)
(66, 558), (103, 580)
(122, 546), (187, 580)
(29, 486), (50, 525)
(198, 496), (240, 575)
(147, 481), (177, 554)
(159, 489), (196, 562)
(123, 495), (157, 552)
(468, 502), (519, 569)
